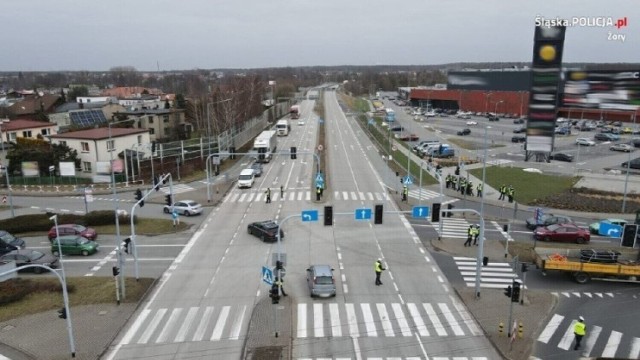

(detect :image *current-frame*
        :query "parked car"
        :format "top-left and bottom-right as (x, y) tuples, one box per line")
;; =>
(0, 231), (26, 256)
(511, 135), (526, 143)
(51, 236), (99, 256)
(554, 127), (571, 135)
(398, 133), (419, 141)
(390, 125), (406, 132)
(589, 218), (627, 235)
(549, 152), (574, 162)
(513, 126), (526, 134)
(48, 224), (97, 242)
(533, 224), (590, 244)
(488, 115), (500, 122)
(163, 200), (203, 216)
(622, 127), (634, 134)
(466, 120), (477, 125)
(247, 220), (284, 242)
(575, 138), (596, 146)
(250, 162), (263, 177)
(594, 133), (619, 141)
(513, 118), (525, 124)
(610, 144), (633, 152)
(0, 250), (59, 273)
(306, 264), (336, 297)
(621, 158), (640, 169)
(526, 214), (573, 230)
(633, 138), (640, 148)
(457, 128), (471, 136)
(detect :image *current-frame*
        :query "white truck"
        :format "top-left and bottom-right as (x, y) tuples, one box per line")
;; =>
(253, 130), (277, 163)
(276, 119), (290, 136)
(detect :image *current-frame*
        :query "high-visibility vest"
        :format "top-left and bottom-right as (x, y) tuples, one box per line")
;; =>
(574, 321), (586, 335)
(509, 188), (515, 195)
(477, 183), (483, 191)
(375, 261), (383, 273)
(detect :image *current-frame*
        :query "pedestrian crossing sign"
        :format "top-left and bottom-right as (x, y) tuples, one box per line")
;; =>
(403, 176), (413, 185)
(262, 266), (273, 285)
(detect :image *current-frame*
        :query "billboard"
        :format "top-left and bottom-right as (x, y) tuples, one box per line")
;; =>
(525, 25), (566, 153)
(21, 162), (39, 177)
(448, 71), (531, 91)
(562, 70), (640, 112)
(59, 162), (76, 177)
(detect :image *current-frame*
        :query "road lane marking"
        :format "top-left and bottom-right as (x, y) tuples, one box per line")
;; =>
(602, 330), (622, 358)
(376, 303), (394, 337)
(210, 306), (230, 341)
(439, 303), (464, 336)
(424, 303), (447, 336)
(408, 303), (429, 336)
(137, 308), (167, 344)
(346, 303), (359, 337)
(192, 306), (214, 341)
(329, 303), (341, 337)
(121, 308), (151, 344)
(174, 307), (198, 342)
(156, 308), (182, 343)
(392, 303), (411, 337)
(314, 303), (324, 337)
(229, 305), (246, 340)
(582, 325), (602, 357)
(557, 320), (577, 350)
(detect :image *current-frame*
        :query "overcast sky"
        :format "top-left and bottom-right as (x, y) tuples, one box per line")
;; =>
(1, 0), (637, 71)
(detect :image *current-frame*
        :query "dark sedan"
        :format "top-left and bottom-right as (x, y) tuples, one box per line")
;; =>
(390, 126), (406, 132)
(0, 250), (59, 273)
(0, 231), (26, 255)
(511, 135), (526, 143)
(549, 152), (574, 162)
(457, 128), (471, 136)
(513, 126), (526, 134)
(533, 224), (590, 244)
(248, 220), (285, 242)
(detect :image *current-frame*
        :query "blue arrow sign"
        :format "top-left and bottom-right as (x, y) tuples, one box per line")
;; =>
(302, 210), (319, 222)
(599, 222), (622, 237)
(412, 206), (430, 218)
(403, 176), (413, 185)
(262, 266), (273, 285)
(355, 208), (372, 221)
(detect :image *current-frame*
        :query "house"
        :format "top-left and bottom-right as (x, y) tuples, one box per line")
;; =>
(49, 127), (150, 176)
(7, 94), (64, 118)
(49, 102), (125, 130)
(0, 119), (58, 144)
(117, 108), (189, 141)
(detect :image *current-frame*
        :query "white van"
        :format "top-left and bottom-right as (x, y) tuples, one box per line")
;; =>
(237, 169), (255, 189)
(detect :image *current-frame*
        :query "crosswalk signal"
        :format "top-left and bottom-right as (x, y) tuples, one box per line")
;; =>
(165, 194), (173, 206)
(324, 206), (333, 226)
(57, 307), (67, 319)
(511, 281), (521, 303)
(374, 204), (383, 224)
(503, 285), (512, 298)
(269, 284), (280, 304)
(431, 203), (441, 222)
(290, 146), (297, 160)
(123, 238), (131, 254)
(230, 147), (236, 160)
(153, 176), (160, 191)
(135, 189), (144, 207)
(112, 266), (120, 277)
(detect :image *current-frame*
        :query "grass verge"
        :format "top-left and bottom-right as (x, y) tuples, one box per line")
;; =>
(18, 218), (189, 237)
(468, 166), (580, 205)
(0, 277), (154, 322)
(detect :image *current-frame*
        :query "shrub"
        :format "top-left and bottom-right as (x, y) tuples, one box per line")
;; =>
(0, 211), (136, 234)
(0, 278), (72, 305)
(84, 210), (136, 226)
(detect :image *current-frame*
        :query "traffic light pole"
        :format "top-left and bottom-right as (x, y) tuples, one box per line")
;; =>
(205, 150), (322, 203)
(0, 265), (76, 357)
(130, 173), (172, 281)
(273, 213), (302, 337)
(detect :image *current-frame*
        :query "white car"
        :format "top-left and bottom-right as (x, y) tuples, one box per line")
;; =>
(576, 138), (596, 146)
(298, 120), (305, 126)
(163, 200), (203, 216)
(466, 120), (478, 125)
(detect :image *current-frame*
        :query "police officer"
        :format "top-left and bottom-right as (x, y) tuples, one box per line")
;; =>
(316, 186), (321, 201)
(472, 224), (480, 246)
(445, 174), (451, 189)
(275, 276), (287, 297)
(498, 184), (506, 200)
(508, 185), (515, 203)
(573, 316), (586, 350)
(374, 258), (386, 286)
(466, 181), (473, 196)
(460, 178), (466, 195)
(477, 182), (483, 197)
(402, 185), (408, 202)
(265, 188), (271, 203)
(464, 225), (473, 247)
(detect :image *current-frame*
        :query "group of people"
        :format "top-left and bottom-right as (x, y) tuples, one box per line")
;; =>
(464, 224), (481, 247)
(445, 174), (483, 198)
(498, 184), (516, 203)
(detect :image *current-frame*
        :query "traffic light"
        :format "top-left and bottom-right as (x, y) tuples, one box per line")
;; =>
(269, 284), (280, 304)
(58, 307), (67, 319)
(503, 285), (512, 298)
(290, 146), (297, 160)
(165, 194), (173, 206)
(455, 166), (460, 176)
(431, 203), (441, 222)
(162, 175), (167, 185)
(374, 204), (383, 224)
(135, 189), (144, 207)
(123, 238), (131, 254)
(503, 224), (509, 233)
(521, 263), (529, 273)
(151, 141), (156, 153)
(112, 266), (120, 277)
(324, 206), (333, 226)
(153, 176), (160, 191)
(230, 147), (236, 160)
(511, 281), (521, 303)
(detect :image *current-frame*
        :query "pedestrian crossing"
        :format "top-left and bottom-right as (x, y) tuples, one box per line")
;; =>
(486, 159), (514, 166)
(550, 291), (616, 299)
(537, 313), (640, 358)
(223, 190), (394, 203)
(159, 184), (194, 195)
(65, 196), (133, 203)
(408, 189), (443, 201)
(297, 357), (488, 360)
(453, 257), (521, 289)
(119, 300), (484, 345)
(295, 301), (482, 339)
(436, 218), (472, 239)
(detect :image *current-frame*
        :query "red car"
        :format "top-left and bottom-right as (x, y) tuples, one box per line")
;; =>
(399, 134), (419, 141)
(533, 223), (590, 244)
(48, 224), (97, 242)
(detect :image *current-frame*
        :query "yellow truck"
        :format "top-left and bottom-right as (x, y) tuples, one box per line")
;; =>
(535, 248), (640, 284)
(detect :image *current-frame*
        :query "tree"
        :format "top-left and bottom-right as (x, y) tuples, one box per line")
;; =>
(6, 138), (79, 176)
(68, 86), (89, 101)
(174, 94), (187, 109)
(164, 99), (171, 109)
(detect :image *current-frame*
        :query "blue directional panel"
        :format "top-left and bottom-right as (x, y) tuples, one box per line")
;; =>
(412, 206), (430, 218)
(354, 208), (372, 221)
(599, 222), (622, 237)
(261, 266), (273, 285)
(301, 210), (318, 222)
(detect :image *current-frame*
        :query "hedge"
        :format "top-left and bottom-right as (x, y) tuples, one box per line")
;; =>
(0, 210), (136, 234)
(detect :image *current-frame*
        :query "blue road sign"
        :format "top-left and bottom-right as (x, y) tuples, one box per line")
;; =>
(355, 208), (372, 221)
(412, 206), (430, 218)
(368, 118), (375, 125)
(302, 210), (319, 222)
(319, 118), (324, 124)
(403, 176), (413, 185)
(599, 222), (623, 237)
(262, 266), (273, 285)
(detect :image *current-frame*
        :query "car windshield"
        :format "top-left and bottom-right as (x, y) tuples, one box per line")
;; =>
(74, 225), (87, 231)
(78, 238), (90, 245)
(239, 175), (253, 180)
(0, 233), (16, 242)
(29, 251), (45, 260)
(546, 224), (561, 231)
(262, 222), (278, 229)
(315, 276), (333, 285)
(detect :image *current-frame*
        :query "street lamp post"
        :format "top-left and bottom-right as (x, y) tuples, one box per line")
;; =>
(477, 126), (491, 297)
(2, 164), (14, 217)
(622, 112), (637, 212)
(494, 100), (504, 117)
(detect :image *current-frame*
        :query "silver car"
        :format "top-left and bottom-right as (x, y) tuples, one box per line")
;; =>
(306, 265), (336, 298)
(163, 200), (203, 216)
